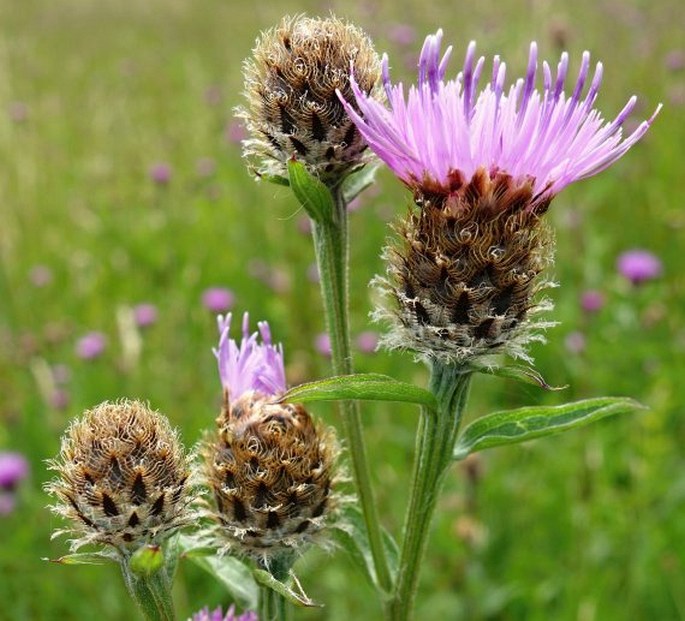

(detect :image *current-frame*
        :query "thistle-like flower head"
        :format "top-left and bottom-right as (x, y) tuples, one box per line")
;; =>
(46, 400), (193, 553)
(341, 30), (660, 200)
(203, 314), (338, 565)
(339, 32), (660, 365)
(239, 14), (382, 184)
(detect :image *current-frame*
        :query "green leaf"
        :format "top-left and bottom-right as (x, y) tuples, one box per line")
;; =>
(259, 172), (290, 187)
(453, 397), (643, 460)
(280, 373), (437, 410)
(331, 505), (398, 594)
(252, 568), (321, 608)
(287, 158), (335, 223)
(129, 545), (164, 577)
(43, 551), (115, 566)
(178, 535), (259, 610)
(341, 163), (379, 203)
(472, 362), (566, 391)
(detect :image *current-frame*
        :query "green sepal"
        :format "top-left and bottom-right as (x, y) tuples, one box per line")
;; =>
(341, 163), (380, 203)
(259, 173), (290, 187)
(178, 534), (259, 610)
(453, 397), (644, 460)
(43, 551), (115, 566)
(129, 545), (164, 577)
(252, 568), (321, 608)
(331, 505), (398, 595)
(280, 373), (437, 410)
(472, 362), (566, 391)
(287, 158), (335, 223)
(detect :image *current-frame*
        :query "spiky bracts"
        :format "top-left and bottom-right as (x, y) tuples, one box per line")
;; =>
(46, 400), (193, 553)
(376, 169), (556, 364)
(239, 14), (382, 184)
(202, 392), (337, 564)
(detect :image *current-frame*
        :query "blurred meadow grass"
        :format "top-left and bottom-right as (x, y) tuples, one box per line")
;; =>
(1, 0), (684, 619)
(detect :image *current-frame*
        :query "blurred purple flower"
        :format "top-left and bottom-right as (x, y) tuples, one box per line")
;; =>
(75, 332), (107, 360)
(315, 333), (332, 357)
(202, 287), (235, 313)
(149, 162), (172, 185)
(0, 493), (17, 516)
(215, 312), (286, 399)
(133, 303), (159, 328)
(580, 290), (605, 313)
(564, 331), (586, 354)
(225, 120), (247, 144)
(49, 388), (70, 411)
(665, 49), (685, 72)
(191, 604), (258, 621)
(388, 23), (416, 46)
(356, 331), (379, 353)
(617, 249), (662, 285)
(29, 265), (53, 287)
(196, 157), (216, 178)
(0, 452), (29, 490)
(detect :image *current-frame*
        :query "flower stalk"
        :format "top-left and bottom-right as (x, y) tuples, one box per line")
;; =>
(389, 364), (471, 620)
(121, 558), (176, 621)
(310, 186), (393, 594)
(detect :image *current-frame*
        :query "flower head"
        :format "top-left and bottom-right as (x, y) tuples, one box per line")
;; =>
(341, 31), (660, 365)
(190, 605), (258, 621)
(341, 30), (660, 200)
(617, 249), (662, 285)
(46, 400), (193, 552)
(239, 15), (382, 184)
(75, 332), (107, 360)
(203, 313), (338, 565)
(202, 287), (235, 313)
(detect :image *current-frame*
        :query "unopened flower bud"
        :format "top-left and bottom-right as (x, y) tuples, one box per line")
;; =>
(239, 15), (382, 184)
(46, 400), (193, 552)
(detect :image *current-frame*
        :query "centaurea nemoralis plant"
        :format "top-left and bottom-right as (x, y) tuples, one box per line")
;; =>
(339, 30), (659, 620)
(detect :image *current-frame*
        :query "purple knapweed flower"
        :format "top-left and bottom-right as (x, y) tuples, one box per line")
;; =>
(580, 289), (605, 313)
(191, 605), (258, 621)
(75, 332), (107, 360)
(617, 249), (663, 285)
(214, 312), (286, 400)
(340, 30), (661, 200)
(133, 303), (159, 328)
(202, 287), (235, 313)
(314, 333), (332, 357)
(0, 452), (29, 490)
(356, 331), (379, 353)
(149, 162), (172, 185)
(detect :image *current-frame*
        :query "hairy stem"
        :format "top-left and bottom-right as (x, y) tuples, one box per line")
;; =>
(310, 187), (392, 594)
(389, 364), (471, 620)
(259, 586), (289, 621)
(121, 560), (175, 621)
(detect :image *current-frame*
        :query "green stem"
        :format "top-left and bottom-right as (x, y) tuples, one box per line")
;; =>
(121, 560), (176, 621)
(310, 187), (392, 594)
(259, 585), (290, 621)
(389, 363), (472, 621)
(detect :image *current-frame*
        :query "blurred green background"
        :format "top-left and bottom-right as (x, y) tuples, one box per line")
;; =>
(1, 0), (683, 619)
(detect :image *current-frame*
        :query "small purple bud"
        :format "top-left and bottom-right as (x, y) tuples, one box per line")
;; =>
(0, 452), (29, 490)
(356, 331), (379, 353)
(149, 162), (172, 185)
(617, 249), (662, 285)
(580, 290), (605, 313)
(202, 287), (235, 313)
(75, 332), (107, 360)
(133, 303), (158, 328)
(564, 331), (586, 355)
(315, 333), (332, 357)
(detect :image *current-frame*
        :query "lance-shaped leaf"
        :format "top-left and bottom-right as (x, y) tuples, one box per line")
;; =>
(280, 373), (437, 410)
(178, 535), (259, 609)
(43, 551), (115, 566)
(253, 569), (321, 608)
(287, 158), (335, 223)
(331, 505), (398, 594)
(341, 163), (379, 203)
(453, 397), (643, 460)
